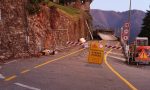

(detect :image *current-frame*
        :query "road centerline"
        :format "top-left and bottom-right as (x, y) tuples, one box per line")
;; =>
(4, 75), (17, 81)
(104, 42), (137, 90)
(21, 69), (30, 74)
(4, 48), (85, 82)
(34, 48), (85, 69)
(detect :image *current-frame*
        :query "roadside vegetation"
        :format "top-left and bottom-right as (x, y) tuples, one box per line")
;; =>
(47, 1), (80, 16)
(27, 0), (82, 15)
(138, 10), (150, 45)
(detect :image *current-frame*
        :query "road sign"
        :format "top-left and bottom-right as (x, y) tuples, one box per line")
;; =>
(124, 23), (130, 28)
(123, 36), (129, 41)
(88, 41), (104, 64)
(123, 29), (129, 35)
(135, 46), (150, 63)
(138, 49), (148, 59)
(122, 22), (130, 41)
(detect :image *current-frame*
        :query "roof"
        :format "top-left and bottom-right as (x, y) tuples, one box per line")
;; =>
(136, 37), (148, 40)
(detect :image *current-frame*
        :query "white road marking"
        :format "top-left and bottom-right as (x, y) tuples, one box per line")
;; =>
(5, 60), (17, 64)
(14, 83), (41, 90)
(104, 51), (124, 56)
(108, 55), (126, 61)
(0, 66), (5, 79)
(109, 52), (124, 56)
(0, 74), (5, 79)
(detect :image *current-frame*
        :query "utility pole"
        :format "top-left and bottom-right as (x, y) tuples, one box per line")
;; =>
(128, 0), (132, 45)
(128, 0), (132, 22)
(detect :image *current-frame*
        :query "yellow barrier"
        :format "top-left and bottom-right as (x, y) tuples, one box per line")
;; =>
(88, 41), (104, 64)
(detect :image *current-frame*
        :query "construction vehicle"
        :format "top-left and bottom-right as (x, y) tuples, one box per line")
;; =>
(125, 37), (150, 65)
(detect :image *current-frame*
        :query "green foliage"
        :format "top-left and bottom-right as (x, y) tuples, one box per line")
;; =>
(43, 0), (49, 3)
(48, 1), (80, 15)
(139, 10), (150, 45)
(30, 0), (42, 4)
(27, 0), (42, 15)
(59, 0), (76, 5)
(27, 3), (40, 15)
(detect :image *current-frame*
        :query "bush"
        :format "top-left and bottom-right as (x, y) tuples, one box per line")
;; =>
(43, 0), (49, 3)
(27, 0), (42, 15)
(29, 0), (42, 4)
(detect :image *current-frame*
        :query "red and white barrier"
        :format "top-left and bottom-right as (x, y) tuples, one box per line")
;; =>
(66, 41), (83, 46)
(105, 45), (122, 50)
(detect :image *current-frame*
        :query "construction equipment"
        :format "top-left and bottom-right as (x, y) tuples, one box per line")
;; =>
(125, 37), (150, 65)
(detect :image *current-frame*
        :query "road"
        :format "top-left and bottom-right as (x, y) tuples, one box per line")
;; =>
(0, 40), (150, 90)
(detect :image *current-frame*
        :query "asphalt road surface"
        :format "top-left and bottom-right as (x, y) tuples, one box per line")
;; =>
(0, 41), (150, 90)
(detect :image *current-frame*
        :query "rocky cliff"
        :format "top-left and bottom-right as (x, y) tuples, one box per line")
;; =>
(0, 0), (91, 60)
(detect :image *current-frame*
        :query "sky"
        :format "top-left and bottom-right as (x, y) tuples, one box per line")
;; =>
(90, 0), (150, 12)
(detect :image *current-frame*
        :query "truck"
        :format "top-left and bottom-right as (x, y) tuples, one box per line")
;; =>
(124, 37), (150, 65)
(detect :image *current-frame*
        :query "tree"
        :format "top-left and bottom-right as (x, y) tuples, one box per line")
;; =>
(138, 10), (150, 45)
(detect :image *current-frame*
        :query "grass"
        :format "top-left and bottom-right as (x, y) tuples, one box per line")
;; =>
(47, 2), (81, 16)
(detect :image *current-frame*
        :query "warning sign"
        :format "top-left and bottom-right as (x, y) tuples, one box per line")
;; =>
(88, 41), (104, 64)
(135, 46), (150, 63)
(89, 41), (104, 50)
(138, 49), (148, 59)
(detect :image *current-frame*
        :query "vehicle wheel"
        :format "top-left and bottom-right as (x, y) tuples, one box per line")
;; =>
(127, 58), (132, 65)
(136, 62), (139, 67)
(125, 60), (129, 64)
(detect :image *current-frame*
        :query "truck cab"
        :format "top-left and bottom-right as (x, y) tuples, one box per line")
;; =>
(135, 37), (148, 46)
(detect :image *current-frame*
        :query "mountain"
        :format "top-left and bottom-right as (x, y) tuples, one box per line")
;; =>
(90, 9), (145, 41)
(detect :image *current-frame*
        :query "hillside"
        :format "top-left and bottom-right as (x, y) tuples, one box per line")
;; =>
(90, 9), (145, 41)
(0, 0), (92, 60)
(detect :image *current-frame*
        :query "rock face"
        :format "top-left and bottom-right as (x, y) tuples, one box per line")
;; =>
(0, 0), (29, 59)
(0, 0), (90, 60)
